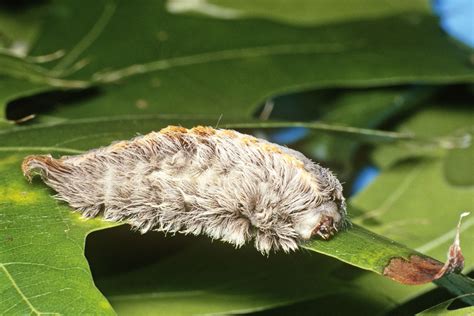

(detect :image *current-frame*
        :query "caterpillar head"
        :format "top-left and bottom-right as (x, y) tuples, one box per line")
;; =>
(248, 165), (347, 255)
(293, 199), (347, 241)
(293, 165), (348, 241)
(251, 197), (347, 255)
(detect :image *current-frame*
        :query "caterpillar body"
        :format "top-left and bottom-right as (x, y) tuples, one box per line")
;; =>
(22, 126), (347, 254)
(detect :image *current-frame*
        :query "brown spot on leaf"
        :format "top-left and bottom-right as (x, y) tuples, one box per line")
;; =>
(383, 255), (444, 285)
(384, 212), (468, 285)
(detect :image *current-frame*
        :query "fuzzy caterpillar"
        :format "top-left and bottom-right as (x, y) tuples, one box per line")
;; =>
(22, 126), (347, 255)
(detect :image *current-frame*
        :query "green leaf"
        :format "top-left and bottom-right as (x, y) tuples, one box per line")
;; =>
(0, 3), (45, 52)
(444, 144), (474, 186)
(1, 114), (471, 314)
(303, 224), (416, 274)
(361, 106), (474, 261)
(294, 86), (433, 173)
(416, 294), (474, 315)
(0, 115), (420, 154)
(0, 117), (200, 313)
(0, 3), (63, 123)
(90, 230), (428, 316)
(373, 106), (474, 170)
(0, 153), (116, 315)
(201, 0), (430, 25)
(0, 51), (90, 87)
(96, 240), (358, 316)
(2, 0), (474, 121)
(91, 223), (472, 316)
(349, 105), (474, 308)
(352, 159), (474, 264)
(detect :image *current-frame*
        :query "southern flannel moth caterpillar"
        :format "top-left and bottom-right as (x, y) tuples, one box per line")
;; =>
(22, 126), (347, 254)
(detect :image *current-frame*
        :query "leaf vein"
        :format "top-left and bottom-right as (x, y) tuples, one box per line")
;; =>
(0, 264), (43, 315)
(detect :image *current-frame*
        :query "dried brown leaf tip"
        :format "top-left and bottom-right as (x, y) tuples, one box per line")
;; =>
(384, 212), (470, 285)
(21, 126), (347, 255)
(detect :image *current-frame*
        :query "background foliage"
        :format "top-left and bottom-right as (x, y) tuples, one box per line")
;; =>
(0, 0), (473, 315)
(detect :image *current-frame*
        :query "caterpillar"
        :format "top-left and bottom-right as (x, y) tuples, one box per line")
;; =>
(22, 126), (347, 255)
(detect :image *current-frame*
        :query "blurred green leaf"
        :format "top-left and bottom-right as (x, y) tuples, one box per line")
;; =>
(0, 114), (423, 152)
(2, 0), (474, 121)
(0, 2), (45, 51)
(203, 0), (430, 25)
(444, 144), (474, 186)
(373, 106), (473, 170)
(416, 294), (474, 315)
(0, 2), (56, 121)
(352, 160), (474, 264)
(294, 86), (432, 174)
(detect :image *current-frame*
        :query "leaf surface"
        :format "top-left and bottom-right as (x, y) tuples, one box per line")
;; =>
(0, 153), (116, 315)
(416, 294), (474, 315)
(2, 0), (474, 121)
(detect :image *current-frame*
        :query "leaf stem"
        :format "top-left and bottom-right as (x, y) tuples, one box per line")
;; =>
(224, 121), (414, 142)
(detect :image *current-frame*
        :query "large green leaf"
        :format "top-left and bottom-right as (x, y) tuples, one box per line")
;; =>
(1, 115), (471, 314)
(0, 117), (187, 314)
(94, 234), (404, 316)
(0, 153), (115, 315)
(91, 223), (472, 315)
(351, 104), (474, 265)
(98, 240), (359, 316)
(352, 159), (474, 262)
(2, 0), (473, 121)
